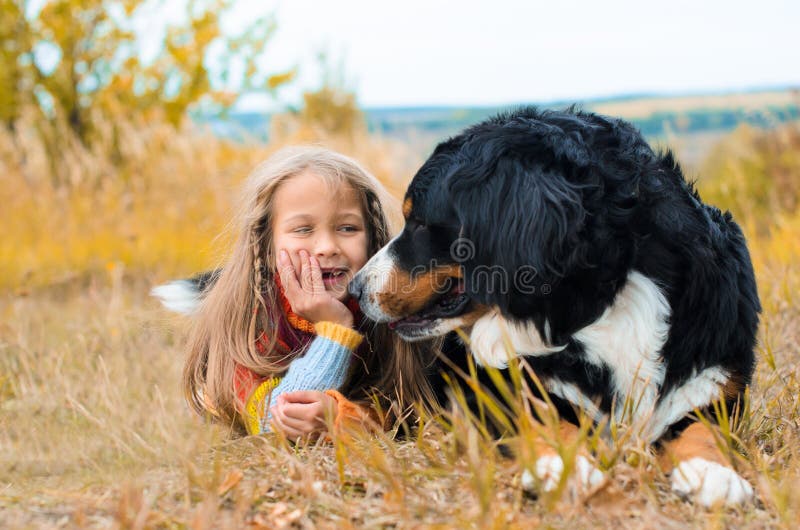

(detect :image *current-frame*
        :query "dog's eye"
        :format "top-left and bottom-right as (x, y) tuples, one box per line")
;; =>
(406, 219), (428, 233)
(414, 224), (427, 233)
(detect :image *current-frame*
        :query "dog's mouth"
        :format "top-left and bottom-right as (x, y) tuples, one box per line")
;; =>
(388, 277), (470, 337)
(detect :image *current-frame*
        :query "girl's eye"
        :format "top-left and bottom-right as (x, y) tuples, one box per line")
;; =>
(293, 226), (312, 234)
(339, 225), (360, 233)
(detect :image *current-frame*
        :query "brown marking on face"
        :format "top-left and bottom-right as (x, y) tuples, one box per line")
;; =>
(657, 422), (727, 472)
(402, 197), (413, 218)
(374, 263), (463, 318)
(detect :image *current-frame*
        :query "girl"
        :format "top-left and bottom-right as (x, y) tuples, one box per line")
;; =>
(182, 146), (438, 437)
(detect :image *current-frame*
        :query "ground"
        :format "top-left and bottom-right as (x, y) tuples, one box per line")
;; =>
(1, 263), (799, 529)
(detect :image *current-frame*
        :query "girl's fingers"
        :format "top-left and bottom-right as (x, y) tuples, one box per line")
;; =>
(309, 255), (325, 293)
(269, 407), (288, 434)
(281, 402), (323, 423)
(275, 407), (309, 430)
(277, 250), (302, 297)
(282, 396), (336, 424)
(282, 390), (325, 404)
(270, 406), (307, 437)
(299, 250), (316, 294)
(276, 422), (303, 439)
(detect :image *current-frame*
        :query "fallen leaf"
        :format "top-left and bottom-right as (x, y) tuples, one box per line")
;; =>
(217, 469), (244, 496)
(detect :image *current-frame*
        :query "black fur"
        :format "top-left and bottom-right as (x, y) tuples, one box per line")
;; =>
(365, 107), (760, 434)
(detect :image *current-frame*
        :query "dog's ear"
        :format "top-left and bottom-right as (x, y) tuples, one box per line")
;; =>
(446, 147), (591, 312)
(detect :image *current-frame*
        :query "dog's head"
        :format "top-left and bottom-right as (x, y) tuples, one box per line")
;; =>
(350, 108), (643, 341)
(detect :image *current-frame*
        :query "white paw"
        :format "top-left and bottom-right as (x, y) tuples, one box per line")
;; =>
(521, 454), (604, 493)
(671, 457), (753, 507)
(533, 454), (564, 492)
(575, 454), (605, 490)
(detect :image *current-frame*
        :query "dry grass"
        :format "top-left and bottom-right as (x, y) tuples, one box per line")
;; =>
(2, 117), (800, 528)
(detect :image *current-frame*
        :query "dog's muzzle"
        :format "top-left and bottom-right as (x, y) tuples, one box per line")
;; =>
(348, 243), (396, 322)
(347, 272), (366, 308)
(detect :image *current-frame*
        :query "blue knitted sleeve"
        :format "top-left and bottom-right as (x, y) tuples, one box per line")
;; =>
(258, 322), (362, 433)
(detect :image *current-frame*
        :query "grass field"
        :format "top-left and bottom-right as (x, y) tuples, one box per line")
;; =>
(2, 115), (800, 528)
(589, 89), (798, 120)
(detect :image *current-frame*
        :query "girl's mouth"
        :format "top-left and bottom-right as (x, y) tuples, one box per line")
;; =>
(321, 268), (348, 286)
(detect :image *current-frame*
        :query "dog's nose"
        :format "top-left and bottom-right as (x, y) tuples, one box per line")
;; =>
(348, 273), (364, 302)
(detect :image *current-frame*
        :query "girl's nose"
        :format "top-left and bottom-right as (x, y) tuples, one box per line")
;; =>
(314, 230), (340, 257)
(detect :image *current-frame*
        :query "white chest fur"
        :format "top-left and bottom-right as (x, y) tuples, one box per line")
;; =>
(470, 271), (673, 434)
(572, 271), (670, 423)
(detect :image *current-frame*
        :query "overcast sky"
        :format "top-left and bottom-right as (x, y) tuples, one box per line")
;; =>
(231, 0), (799, 109)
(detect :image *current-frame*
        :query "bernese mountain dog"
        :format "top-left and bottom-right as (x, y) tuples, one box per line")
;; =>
(349, 107), (760, 506)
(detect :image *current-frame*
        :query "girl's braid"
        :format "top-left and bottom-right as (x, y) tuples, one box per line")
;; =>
(365, 189), (387, 253)
(248, 224), (265, 352)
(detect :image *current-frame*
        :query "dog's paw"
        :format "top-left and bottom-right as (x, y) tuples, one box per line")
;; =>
(671, 457), (753, 507)
(521, 454), (604, 493)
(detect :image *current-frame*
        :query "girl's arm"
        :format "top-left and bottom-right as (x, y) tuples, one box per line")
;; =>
(241, 321), (363, 435)
(242, 250), (379, 436)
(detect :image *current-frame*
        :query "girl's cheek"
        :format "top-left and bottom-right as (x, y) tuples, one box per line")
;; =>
(348, 235), (370, 271)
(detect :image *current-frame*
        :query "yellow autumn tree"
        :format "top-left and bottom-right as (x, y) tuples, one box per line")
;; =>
(1, 0), (293, 184)
(0, 0), (32, 132)
(270, 53), (366, 144)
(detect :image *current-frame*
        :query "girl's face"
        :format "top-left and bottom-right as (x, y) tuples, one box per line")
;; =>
(272, 170), (369, 301)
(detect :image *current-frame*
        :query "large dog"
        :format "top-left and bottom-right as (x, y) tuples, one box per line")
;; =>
(349, 107), (760, 506)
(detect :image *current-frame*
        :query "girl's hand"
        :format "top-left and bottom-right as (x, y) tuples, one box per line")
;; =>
(269, 390), (338, 439)
(278, 249), (354, 328)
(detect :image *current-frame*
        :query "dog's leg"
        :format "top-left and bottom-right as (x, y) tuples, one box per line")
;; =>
(521, 419), (604, 494)
(660, 421), (753, 506)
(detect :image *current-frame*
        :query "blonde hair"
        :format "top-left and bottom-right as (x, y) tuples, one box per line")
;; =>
(184, 146), (439, 429)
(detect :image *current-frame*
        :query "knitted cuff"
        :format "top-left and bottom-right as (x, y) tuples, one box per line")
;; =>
(243, 377), (280, 435)
(314, 321), (363, 350)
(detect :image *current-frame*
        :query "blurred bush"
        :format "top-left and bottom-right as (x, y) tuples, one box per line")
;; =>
(698, 120), (800, 313)
(269, 82), (421, 199)
(0, 116), (260, 289)
(700, 121), (800, 232)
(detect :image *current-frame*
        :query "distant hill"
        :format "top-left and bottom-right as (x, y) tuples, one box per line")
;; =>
(202, 88), (799, 165)
(362, 88), (799, 140)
